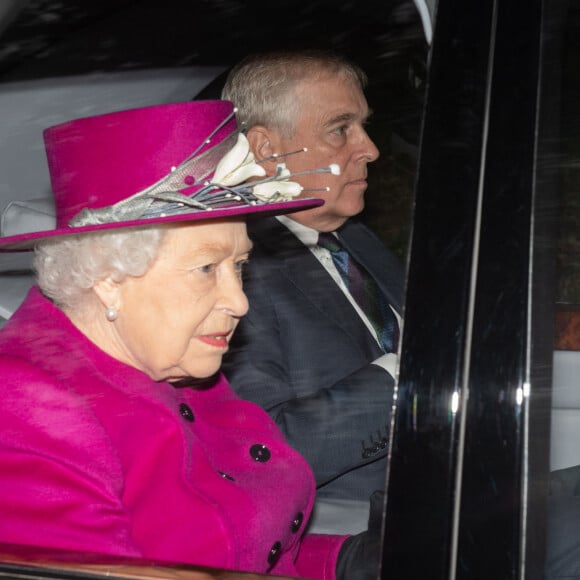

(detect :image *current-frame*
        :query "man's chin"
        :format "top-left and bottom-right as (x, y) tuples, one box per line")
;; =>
(342, 203), (365, 219)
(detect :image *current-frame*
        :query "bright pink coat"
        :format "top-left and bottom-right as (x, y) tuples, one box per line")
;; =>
(0, 288), (345, 578)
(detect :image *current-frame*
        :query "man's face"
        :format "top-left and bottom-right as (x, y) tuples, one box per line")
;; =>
(263, 74), (379, 232)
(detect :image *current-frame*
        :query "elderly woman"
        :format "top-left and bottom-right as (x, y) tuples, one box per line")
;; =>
(0, 101), (380, 579)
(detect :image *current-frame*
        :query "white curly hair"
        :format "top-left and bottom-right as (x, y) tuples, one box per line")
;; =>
(34, 226), (167, 310)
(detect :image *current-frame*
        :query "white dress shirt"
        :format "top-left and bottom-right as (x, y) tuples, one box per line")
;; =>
(275, 215), (399, 379)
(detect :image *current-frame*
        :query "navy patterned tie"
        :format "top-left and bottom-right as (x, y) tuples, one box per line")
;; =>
(318, 232), (399, 353)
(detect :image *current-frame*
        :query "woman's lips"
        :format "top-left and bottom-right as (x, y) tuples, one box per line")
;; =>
(197, 333), (230, 348)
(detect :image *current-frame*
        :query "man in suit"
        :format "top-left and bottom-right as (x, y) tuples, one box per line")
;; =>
(221, 50), (405, 507)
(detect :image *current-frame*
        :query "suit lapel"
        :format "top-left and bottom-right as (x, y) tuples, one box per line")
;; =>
(247, 218), (383, 349)
(337, 220), (405, 315)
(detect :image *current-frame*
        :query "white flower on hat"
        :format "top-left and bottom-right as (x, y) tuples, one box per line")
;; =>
(212, 139), (306, 202)
(252, 163), (303, 201)
(211, 133), (266, 186)
(252, 181), (304, 201)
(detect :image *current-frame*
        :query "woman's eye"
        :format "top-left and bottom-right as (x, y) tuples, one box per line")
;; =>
(197, 263), (215, 274)
(235, 259), (249, 275)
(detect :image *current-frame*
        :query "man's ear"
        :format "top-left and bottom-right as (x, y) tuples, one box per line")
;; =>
(246, 126), (281, 174)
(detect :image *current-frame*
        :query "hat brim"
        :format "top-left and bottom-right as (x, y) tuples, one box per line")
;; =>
(0, 197), (323, 252)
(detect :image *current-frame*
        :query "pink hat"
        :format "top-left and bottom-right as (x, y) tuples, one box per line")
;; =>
(0, 100), (323, 251)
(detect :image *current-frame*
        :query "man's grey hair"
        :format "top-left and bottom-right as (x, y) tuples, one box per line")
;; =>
(221, 49), (368, 138)
(34, 226), (167, 310)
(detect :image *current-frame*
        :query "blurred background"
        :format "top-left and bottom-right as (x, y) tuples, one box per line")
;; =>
(0, 0), (430, 261)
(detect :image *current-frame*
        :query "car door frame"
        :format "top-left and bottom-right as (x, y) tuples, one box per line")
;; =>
(380, 0), (562, 578)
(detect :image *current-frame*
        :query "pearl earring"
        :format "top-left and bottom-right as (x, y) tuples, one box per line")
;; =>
(105, 306), (118, 322)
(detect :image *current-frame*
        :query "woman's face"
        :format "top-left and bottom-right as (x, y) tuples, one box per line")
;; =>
(104, 219), (251, 381)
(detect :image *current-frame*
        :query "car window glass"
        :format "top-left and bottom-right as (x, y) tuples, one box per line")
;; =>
(0, 1), (426, 575)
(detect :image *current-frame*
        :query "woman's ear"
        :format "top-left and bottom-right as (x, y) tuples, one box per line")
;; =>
(92, 275), (121, 311)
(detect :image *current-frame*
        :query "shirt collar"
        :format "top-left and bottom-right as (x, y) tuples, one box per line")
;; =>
(276, 215), (320, 247)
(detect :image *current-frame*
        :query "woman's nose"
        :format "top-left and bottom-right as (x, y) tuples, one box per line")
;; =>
(220, 272), (249, 318)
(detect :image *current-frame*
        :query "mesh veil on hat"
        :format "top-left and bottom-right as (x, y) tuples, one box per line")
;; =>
(0, 100), (323, 251)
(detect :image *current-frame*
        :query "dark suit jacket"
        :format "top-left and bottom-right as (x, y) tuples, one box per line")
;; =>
(222, 217), (405, 501)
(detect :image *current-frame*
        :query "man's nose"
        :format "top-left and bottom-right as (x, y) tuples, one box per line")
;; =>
(356, 127), (380, 162)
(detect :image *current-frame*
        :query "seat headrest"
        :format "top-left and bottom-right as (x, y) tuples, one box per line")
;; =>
(0, 198), (56, 237)
(0, 198), (48, 320)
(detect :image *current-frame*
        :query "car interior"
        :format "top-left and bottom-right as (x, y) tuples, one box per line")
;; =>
(0, 0), (579, 578)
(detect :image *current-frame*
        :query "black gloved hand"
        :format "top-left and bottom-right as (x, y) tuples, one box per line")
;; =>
(336, 489), (385, 580)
